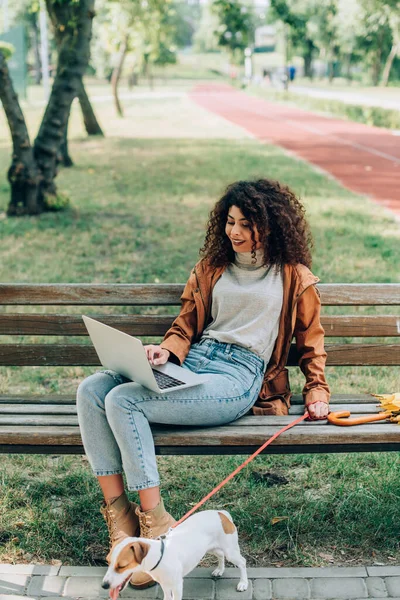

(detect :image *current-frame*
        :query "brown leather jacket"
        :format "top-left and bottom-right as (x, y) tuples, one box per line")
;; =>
(161, 259), (330, 415)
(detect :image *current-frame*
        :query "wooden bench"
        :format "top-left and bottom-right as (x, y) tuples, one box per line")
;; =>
(0, 283), (399, 455)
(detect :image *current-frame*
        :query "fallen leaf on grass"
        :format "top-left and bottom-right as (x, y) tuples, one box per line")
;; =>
(271, 516), (289, 525)
(318, 552), (335, 562)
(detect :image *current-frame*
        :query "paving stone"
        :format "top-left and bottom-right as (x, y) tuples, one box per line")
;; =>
(385, 577), (400, 597)
(0, 564), (60, 576)
(368, 569), (400, 578)
(0, 574), (30, 595)
(59, 567), (107, 577)
(311, 577), (368, 599)
(366, 577), (388, 598)
(273, 578), (310, 599)
(27, 576), (66, 596)
(0, 596), (37, 600)
(215, 578), (252, 600)
(187, 567), (367, 579)
(182, 577), (214, 599)
(63, 576), (109, 597)
(65, 576), (159, 598)
(41, 597), (77, 600)
(253, 578), (272, 600)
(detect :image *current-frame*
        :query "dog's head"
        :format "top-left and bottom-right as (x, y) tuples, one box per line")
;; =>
(102, 537), (150, 600)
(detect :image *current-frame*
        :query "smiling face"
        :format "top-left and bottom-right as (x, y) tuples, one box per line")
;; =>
(225, 205), (262, 254)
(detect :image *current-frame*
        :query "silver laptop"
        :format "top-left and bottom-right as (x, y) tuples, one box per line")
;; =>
(82, 315), (208, 394)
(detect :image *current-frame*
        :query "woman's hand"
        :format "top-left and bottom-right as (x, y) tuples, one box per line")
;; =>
(305, 401), (329, 420)
(144, 344), (170, 366)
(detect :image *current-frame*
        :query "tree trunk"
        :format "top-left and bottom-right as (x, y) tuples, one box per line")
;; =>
(111, 36), (128, 118)
(59, 106), (74, 167)
(302, 39), (314, 79)
(143, 54), (154, 90)
(303, 54), (312, 79)
(371, 48), (382, 86)
(0, 52), (40, 215)
(33, 0), (95, 207)
(48, 6), (103, 139)
(32, 17), (42, 85)
(380, 42), (399, 87)
(77, 79), (104, 135)
(371, 31), (384, 87)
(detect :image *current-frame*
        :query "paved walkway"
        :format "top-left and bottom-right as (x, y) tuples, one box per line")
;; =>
(1, 563), (400, 600)
(190, 84), (400, 219)
(290, 86), (400, 112)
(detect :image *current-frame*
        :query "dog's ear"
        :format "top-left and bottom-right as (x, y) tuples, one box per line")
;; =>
(132, 541), (150, 564)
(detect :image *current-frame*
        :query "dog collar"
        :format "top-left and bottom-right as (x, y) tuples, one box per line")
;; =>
(149, 536), (165, 571)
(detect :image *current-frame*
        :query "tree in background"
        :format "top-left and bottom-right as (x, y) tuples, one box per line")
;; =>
(45, 1), (103, 167)
(378, 0), (400, 86)
(269, 0), (400, 84)
(269, 0), (317, 78)
(211, 0), (254, 65)
(193, 3), (220, 53)
(93, 0), (181, 117)
(0, 0), (95, 215)
(307, 0), (340, 82)
(354, 0), (393, 85)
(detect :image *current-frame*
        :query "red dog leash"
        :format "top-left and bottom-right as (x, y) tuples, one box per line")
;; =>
(172, 412), (309, 528)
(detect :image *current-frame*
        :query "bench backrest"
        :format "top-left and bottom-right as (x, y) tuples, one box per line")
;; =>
(0, 283), (399, 367)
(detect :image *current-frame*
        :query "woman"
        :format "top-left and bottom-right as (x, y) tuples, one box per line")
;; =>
(77, 178), (330, 589)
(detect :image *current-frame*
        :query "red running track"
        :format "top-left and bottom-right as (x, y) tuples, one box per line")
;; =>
(190, 84), (400, 218)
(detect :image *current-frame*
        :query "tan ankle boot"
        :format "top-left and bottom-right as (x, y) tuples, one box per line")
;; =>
(100, 491), (140, 564)
(129, 498), (176, 589)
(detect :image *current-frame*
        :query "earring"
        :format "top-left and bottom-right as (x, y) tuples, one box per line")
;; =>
(251, 250), (257, 264)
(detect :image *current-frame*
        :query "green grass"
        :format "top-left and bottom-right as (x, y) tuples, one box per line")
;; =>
(0, 82), (399, 567)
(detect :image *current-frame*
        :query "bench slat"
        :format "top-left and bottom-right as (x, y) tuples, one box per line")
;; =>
(0, 284), (183, 306)
(0, 423), (399, 450)
(0, 403), (383, 416)
(0, 412), (389, 426)
(0, 343), (398, 366)
(0, 283), (399, 306)
(0, 315), (175, 336)
(0, 393), (377, 405)
(0, 314), (398, 337)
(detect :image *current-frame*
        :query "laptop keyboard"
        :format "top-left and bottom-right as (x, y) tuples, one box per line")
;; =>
(152, 369), (186, 389)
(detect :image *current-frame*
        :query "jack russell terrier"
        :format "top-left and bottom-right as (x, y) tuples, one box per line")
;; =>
(102, 509), (248, 600)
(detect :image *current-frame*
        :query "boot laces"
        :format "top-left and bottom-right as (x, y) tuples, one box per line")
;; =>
(101, 506), (118, 547)
(139, 514), (154, 538)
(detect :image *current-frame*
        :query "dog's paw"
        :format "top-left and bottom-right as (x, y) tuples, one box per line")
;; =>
(236, 580), (248, 592)
(212, 567), (224, 578)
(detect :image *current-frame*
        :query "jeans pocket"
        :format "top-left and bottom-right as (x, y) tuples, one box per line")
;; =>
(229, 350), (262, 377)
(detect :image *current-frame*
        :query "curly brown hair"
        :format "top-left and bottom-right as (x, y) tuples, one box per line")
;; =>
(200, 179), (313, 269)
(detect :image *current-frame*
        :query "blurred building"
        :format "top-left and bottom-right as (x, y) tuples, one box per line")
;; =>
(254, 24), (275, 52)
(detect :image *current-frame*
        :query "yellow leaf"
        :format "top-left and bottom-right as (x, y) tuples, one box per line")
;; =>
(271, 516), (289, 525)
(372, 393), (400, 402)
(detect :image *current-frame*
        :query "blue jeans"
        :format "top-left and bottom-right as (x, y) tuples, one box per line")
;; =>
(76, 338), (264, 491)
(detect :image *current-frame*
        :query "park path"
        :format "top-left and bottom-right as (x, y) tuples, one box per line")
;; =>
(290, 85), (400, 112)
(2, 562), (400, 599)
(190, 83), (400, 219)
